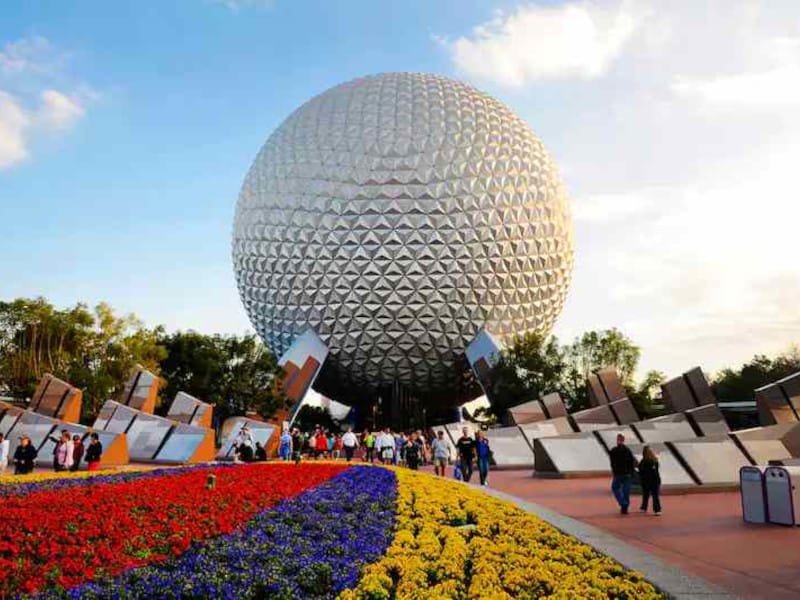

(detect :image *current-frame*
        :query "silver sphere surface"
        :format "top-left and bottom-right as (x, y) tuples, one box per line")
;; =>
(233, 72), (574, 393)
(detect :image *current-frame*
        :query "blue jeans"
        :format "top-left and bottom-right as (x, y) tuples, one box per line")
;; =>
(478, 456), (489, 485)
(280, 446), (291, 461)
(611, 475), (632, 509)
(459, 457), (473, 482)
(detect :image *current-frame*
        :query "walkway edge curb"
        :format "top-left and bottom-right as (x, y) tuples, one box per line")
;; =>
(478, 486), (738, 600)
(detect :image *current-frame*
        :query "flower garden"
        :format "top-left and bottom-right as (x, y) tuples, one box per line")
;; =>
(0, 463), (663, 599)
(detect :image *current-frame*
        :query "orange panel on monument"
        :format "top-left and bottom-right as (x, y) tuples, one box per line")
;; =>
(266, 409), (289, 457)
(96, 431), (130, 466)
(283, 357), (320, 401)
(29, 374), (82, 423)
(1, 400), (129, 467)
(153, 423), (215, 463)
(120, 366), (159, 413)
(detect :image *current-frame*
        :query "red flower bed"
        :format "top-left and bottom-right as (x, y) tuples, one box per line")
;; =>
(0, 463), (347, 595)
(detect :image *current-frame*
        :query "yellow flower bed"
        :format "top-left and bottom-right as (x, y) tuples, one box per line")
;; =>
(339, 469), (663, 600)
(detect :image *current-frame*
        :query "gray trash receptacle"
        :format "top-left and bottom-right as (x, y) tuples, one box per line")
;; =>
(740, 466), (767, 523)
(765, 466), (800, 526)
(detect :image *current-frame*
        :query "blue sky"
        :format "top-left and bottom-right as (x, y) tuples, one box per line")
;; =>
(1, 0), (799, 377)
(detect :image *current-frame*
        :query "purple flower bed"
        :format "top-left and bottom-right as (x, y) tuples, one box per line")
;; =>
(39, 466), (397, 599)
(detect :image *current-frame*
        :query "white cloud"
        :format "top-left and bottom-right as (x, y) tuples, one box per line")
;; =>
(442, 2), (639, 86)
(0, 35), (55, 75)
(572, 190), (658, 223)
(671, 35), (800, 110)
(672, 66), (800, 108)
(38, 89), (85, 130)
(558, 139), (800, 375)
(527, 1), (800, 378)
(0, 91), (29, 168)
(0, 36), (90, 170)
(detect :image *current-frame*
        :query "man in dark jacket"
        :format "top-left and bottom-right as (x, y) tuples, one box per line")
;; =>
(608, 434), (636, 514)
(456, 427), (476, 483)
(13, 435), (37, 475)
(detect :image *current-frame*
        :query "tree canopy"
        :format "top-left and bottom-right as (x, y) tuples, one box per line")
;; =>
(712, 347), (800, 402)
(0, 298), (166, 419)
(158, 331), (285, 424)
(0, 297), (284, 423)
(2, 297), (797, 426)
(485, 331), (565, 416)
(487, 328), (661, 417)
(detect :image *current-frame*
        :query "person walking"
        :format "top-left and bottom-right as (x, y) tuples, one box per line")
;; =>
(85, 433), (103, 471)
(327, 432), (336, 457)
(56, 431), (74, 472)
(240, 426), (255, 462)
(313, 429), (327, 459)
(13, 435), (37, 475)
(71, 435), (84, 472)
(279, 428), (293, 461)
(378, 428), (394, 465)
(291, 428), (303, 461)
(476, 430), (491, 486)
(405, 433), (421, 470)
(416, 429), (428, 466)
(394, 432), (405, 466)
(638, 445), (662, 515)
(342, 427), (358, 462)
(364, 430), (376, 463)
(456, 427), (476, 483)
(332, 434), (343, 460)
(0, 432), (9, 475)
(431, 430), (451, 476)
(48, 430), (65, 471)
(255, 441), (268, 461)
(609, 434), (636, 514)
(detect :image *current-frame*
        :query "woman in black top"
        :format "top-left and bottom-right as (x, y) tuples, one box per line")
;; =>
(85, 433), (103, 471)
(404, 434), (420, 470)
(638, 445), (661, 515)
(254, 442), (267, 462)
(13, 436), (37, 474)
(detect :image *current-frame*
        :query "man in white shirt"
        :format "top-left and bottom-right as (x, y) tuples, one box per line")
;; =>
(431, 430), (451, 477)
(377, 428), (395, 465)
(0, 433), (9, 474)
(341, 426), (359, 463)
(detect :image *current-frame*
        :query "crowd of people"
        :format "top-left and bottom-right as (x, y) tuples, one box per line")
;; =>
(1, 420), (495, 487)
(2, 421), (663, 516)
(0, 429), (104, 475)
(233, 423), (495, 485)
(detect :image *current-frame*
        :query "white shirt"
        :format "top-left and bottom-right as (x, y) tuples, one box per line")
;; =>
(342, 432), (358, 448)
(377, 432), (394, 449)
(0, 439), (9, 463)
(61, 440), (74, 468)
(432, 438), (451, 459)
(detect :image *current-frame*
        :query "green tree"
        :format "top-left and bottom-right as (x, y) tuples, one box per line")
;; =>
(486, 331), (565, 419)
(712, 346), (800, 402)
(627, 370), (666, 418)
(293, 405), (337, 433)
(0, 298), (166, 420)
(561, 328), (641, 409)
(158, 331), (285, 422)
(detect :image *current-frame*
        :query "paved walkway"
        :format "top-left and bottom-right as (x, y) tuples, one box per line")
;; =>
(481, 470), (800, 600)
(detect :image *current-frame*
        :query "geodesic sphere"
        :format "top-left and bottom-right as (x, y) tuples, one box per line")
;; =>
(232, 72), (574, 393)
